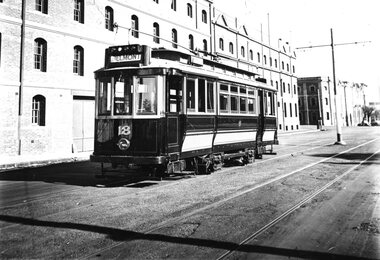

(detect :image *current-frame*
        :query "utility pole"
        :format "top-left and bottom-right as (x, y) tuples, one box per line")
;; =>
(296, 28), (370, 145)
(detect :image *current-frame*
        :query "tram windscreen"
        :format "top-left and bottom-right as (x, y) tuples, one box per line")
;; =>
(136, 77), (157, 115)
(114, 76), (133, 115)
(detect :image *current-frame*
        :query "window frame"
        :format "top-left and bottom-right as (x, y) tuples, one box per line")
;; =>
(74, 0), (84, 24)
(34, 38), (47, 72)
(73, 45), (84, 76)
(105, 6), (114, 31)
(32, 95), (46, 126)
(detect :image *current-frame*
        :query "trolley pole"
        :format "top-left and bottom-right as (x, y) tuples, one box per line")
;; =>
(296, 29), (370, 145)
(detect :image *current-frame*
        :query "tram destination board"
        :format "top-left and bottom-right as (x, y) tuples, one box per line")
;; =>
(105, 44), (150, 68)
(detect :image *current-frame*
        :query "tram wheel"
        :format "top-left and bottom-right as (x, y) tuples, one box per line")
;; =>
(153, 165), (167, 179)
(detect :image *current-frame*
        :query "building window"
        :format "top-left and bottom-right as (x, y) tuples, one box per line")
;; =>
(105, 6), (114, 31)
(34, 38), (47, 72)
(172, 29), (177, 48)
(219, 38), (224, 50)
(153, 22), (160, 43)
(282, 82), (286, 93)
(295, 103), (298, 117)
(131, 15), (139, 38)
(202, 10), (207, 23)
(294, 85), (297, 94)
(326, 112), (330, 120)
(249, 50), (253, 60)
(74, 0), (84, 24)
(187, 3), (192, 18)
(288, 84), (290, 93)
(275, 59), (278, 68)
(203, 39), (207, 52)
(73, 45), (84, 76)
(241, 46), (245, 57)
(270, 57), (272, 67)
(263, 55), (266, 64)
(325, 98), (328, 105)
(276, 81), (278, 90)
(36, 0), (48, 14)
(287, 63), (289, 71)
(171, 0), (176, 11)
(293, 65), (295, 73)
(290, 103), (292, 117)
(257, 52), (260, 63)
(189, 34), (194, 50)
(229, 42), (234, 54)
(153, 0), (158, 3)
(32, 95), (46, 126)
(284, 102), (287, 117)
(281, 61), (284, 70)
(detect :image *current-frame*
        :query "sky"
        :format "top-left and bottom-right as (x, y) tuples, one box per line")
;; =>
(216, 0), (380, 102)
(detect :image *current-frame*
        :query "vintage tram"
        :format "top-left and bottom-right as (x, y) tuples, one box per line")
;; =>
(90, 44), (278, 175)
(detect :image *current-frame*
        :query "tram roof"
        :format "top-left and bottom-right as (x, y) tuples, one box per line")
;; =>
(96, 46), (276, 92)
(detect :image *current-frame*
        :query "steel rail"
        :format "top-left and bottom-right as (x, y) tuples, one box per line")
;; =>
(80, 137), (379, 259)
(216, 146), (380, 260)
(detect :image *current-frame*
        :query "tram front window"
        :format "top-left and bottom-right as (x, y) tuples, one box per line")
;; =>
(98, 79), (111, 115)
(136, 77), (157, 115)
(114, 76), (133, 115)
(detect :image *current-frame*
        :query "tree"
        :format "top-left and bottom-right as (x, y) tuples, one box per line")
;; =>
(361, 105), (375, 123)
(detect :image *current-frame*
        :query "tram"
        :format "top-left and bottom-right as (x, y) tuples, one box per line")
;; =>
(90, 44), (278, 175)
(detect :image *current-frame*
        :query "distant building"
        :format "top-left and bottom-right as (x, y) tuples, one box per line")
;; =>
(297, 77), (366, 127)
(0, 0), (298, 157)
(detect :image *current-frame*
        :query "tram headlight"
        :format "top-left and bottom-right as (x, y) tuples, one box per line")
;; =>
(117, 138), (130, 151)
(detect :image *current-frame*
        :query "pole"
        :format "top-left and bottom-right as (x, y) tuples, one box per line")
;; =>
(18, 0), (26, 155)
(330, 28), (346, 145)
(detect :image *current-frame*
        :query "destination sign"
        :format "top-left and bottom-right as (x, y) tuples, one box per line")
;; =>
(110, 54), (142, 63)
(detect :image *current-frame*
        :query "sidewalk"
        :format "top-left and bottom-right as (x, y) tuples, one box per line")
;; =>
(0, 152), (92, 172)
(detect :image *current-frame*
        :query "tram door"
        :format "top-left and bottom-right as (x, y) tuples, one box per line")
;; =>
(166, 76), (183, 154)
(257, 90), (265, 144)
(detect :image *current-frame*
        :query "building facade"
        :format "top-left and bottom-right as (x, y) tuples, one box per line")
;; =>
(0, 0), (298, 157)
(297, 77), (366, 127)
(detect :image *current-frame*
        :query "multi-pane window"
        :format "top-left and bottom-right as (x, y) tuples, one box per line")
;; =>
(219, 83), (257, 115)
(172, 29), (177, 48)
(188, 34), (194, 50)
(74, 0), (84, 23)
(201, 10), (207, 23)
(32, 95), (46, 126)
(187, 3), (192, 18)
(73, 45), (84, 76)
(186, 79), (215, 114)
(266, 92), (275, 116)
(186, 79), (195, 111)
(35, 0), (48, 14)
(153, 22), (160, 43)
(105, 6), (114, 31)
(171, 0), (176, 11)
(34, 38), (47, 72)
(131, 15), (139, 38)
(219, 38), (224, 51)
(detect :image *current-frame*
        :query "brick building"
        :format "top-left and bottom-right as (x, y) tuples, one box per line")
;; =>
(0, 0), (299, 157)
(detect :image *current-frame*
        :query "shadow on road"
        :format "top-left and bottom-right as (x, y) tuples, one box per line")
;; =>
(0, 215), (375, 260)
(310, 153), (380, 165)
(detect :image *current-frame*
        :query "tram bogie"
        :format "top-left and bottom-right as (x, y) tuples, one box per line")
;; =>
(91, 44), (278, 176)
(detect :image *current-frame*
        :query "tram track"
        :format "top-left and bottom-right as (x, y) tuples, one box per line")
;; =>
(78, 137), (380, 259)
(216, 146), (380, 259)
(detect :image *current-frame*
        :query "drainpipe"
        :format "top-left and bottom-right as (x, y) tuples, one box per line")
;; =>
(18, 0), (26, 155)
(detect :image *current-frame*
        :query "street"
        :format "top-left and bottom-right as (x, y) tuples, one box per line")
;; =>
(1, 127), (379, 259)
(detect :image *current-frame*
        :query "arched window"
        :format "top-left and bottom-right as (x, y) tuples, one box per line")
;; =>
(219, 38), (224, 50)
(275, 59), (278, 68)
(229, 42), (234, 54)
(73, 45), (84, 76)
(203, 39), (207, 52)
(270, 57), (272, 67)
(153, 22), (160, 43)
(35, 0), (48, 14)
(34, 38), (47, 72)
(32, 95), (46, 126)
(241, 46), (245, 57)
(172, 29), (177, 48)
(263, 55), (267, 64)
(171, 0), (176, 11)
(131, 15), (139, 38)
(105, 6), (114, 31)
(74, 0), (84, 23)
(282, 61), (285, 70)
(257, 52), (260, 63)
(249, 50), (253, 60)
(189, 34), (194, 50)
(187, 3), (193, 18)
(202, 10), (207, 23)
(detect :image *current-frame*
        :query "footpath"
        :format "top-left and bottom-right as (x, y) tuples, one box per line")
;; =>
(0, 125), (322, 172)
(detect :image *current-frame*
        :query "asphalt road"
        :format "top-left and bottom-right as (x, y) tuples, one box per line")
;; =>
(0, 127), (379, 259)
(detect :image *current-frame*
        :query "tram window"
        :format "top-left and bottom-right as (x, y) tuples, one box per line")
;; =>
(168, 76), (183, 113)
(267, 92), (275, 115)
(248, 98), (256, 114)
(186, 79), (195, 112)
(98, 80), (111, 115)
(230, 95), (238, 113)
(198, 79), (206, 112)
(220, 94), (229, 113)
(207, 82), (214, 112)
(114, 76), (133, 115)
(240, 97), (247, 113)
(136, 77), (157, 115)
